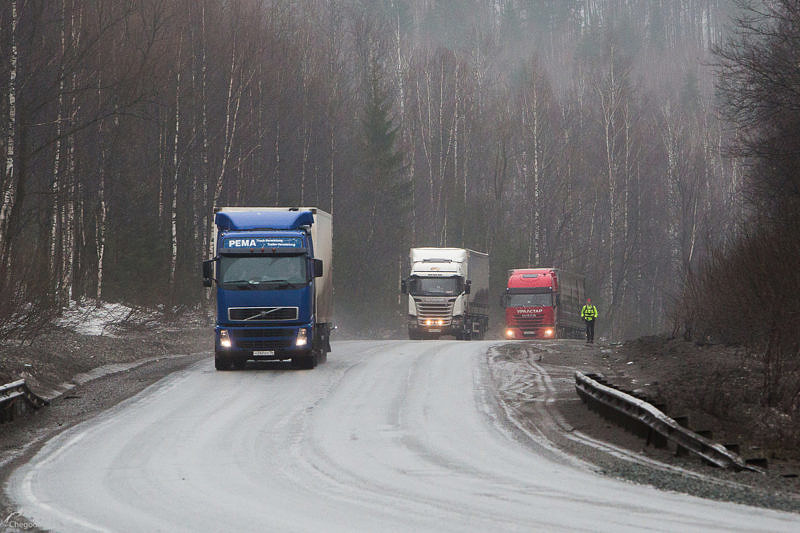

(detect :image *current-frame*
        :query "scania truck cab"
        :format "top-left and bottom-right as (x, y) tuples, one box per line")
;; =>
(202, 207), (333, 370)
(401, 248), (489, 340)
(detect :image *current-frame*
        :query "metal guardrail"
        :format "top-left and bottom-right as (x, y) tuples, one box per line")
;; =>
(575, 371), (761, 472)
(0, 379), (49, 423)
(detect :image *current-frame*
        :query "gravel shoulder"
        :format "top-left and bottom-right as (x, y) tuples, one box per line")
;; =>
(487, 339), (800, 513)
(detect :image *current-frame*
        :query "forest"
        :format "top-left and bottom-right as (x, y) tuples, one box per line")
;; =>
(0, 0), (795, 382)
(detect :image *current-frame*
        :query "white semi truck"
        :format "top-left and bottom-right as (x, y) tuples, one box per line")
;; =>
(401, 248), (489, 340)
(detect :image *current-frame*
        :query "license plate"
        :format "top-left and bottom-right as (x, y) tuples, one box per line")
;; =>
(428, 328), (441, 333)
(523, 331), (536, 335)
(253, 350), (275, 356)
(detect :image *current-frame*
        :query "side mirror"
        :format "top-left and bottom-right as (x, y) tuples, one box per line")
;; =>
(313, 259), (323, 278)
(500, 294), (506, 308)
(202, 260), (215, 287)
(464, 280), (472, 294)
(401, 279), (408, 294)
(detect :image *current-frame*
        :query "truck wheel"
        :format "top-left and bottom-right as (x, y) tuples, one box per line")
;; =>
(293, 353), (317, 369)
(215, 354), (232, 371)
(408, 330), (421, 340)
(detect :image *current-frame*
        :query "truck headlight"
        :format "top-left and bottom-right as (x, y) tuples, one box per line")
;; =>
(220, 329), (232, 349)
(296, 328), (308, 347)
(436, 319), (444, 326)
(544, 329), (554, 337)
(505, 328), (515, 339)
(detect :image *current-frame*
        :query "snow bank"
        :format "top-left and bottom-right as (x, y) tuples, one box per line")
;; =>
(56, 300), (150, 336)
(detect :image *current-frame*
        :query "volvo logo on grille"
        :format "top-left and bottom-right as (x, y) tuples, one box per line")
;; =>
(247, 309), (280, 320)
(229, 307), (298, 321)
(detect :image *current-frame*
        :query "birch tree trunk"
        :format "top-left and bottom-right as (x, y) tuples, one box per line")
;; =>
(96, 128), (107, 300)
(0, 0), (18, 273)
(523, 76), (543, 266)
(596, 43), (629, 338)
(208, 32), (243, 261)
(61, 3), (83, 303)
(169, 36), (182, 288)
(194, 0), (211, 281)
(50, 0), (67, 302)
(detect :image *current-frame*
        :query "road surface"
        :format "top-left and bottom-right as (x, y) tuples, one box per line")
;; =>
(7, 340), (800, 532)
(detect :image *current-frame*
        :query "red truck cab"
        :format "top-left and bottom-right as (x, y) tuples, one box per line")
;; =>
(503, 268), (585, 340)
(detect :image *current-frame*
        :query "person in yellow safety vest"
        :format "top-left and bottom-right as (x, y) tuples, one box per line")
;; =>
(581, 298), (598, 344)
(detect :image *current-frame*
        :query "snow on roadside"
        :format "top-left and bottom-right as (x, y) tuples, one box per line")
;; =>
(55, 300), (155, 337)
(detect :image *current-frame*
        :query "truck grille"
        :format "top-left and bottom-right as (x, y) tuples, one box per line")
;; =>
(228, 307), (298, 321)
(512, 316), (547, 328)
(231, 328), (295, 338)
(414, 298), (455, 326)
(229, 329), (296, 350)
(236, 339), (294, 350)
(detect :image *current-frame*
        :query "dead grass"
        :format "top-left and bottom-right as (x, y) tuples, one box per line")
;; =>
(615, 335), (800, 461)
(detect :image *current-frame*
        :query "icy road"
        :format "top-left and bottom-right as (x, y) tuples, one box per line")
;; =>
(7, 340), (800, 532)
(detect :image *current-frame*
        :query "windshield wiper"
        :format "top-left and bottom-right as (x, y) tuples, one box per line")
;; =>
(260, 279), (305, 289)
(223, 280), (262, 289)
(223, 279), (305, 289)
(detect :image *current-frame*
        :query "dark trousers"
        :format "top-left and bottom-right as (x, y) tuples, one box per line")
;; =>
(585, 319), (595, 343)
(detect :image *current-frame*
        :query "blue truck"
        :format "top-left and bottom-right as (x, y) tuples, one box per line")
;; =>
(202, 207), (333, 370)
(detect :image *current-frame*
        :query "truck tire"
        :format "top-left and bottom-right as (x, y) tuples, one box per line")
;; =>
(293, 353), (317, 369)
(214, 354), (232, 371)
(463, 323), (472, 340)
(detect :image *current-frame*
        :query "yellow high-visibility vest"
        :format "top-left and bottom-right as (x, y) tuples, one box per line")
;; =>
(581, 305), (598, 320)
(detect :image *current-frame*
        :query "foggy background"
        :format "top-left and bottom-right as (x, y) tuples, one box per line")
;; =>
(0, 0), (786, 344)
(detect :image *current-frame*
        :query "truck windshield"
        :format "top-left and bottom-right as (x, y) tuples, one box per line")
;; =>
(408, 276), (462, 296)
(507, 293), (553, 307)
(220, 255), (307, 290)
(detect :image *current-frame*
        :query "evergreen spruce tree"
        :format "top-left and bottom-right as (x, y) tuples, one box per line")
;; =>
(350, 56), (410, 332)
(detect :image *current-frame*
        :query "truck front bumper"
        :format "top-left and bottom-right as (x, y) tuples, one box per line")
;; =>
(408, 315), (462, 336)
(504, 326), (556, 340)
(215, 325), (312, 360)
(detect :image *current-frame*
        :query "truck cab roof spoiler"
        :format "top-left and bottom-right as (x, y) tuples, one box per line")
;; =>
(215, 210), (314, 231)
